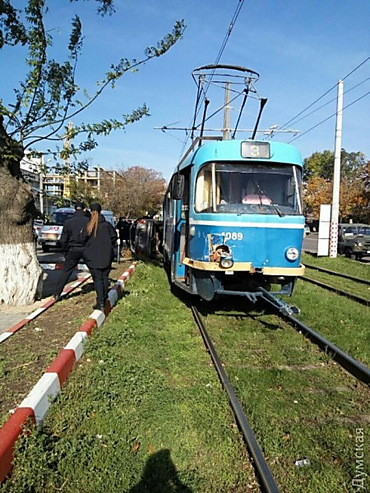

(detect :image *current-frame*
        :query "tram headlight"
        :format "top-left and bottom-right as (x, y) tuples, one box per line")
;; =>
(285, 247), (299, 262)
(220, 252), (234, 269)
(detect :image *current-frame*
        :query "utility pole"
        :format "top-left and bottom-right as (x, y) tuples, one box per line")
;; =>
(223, 82), (231, 140)
(329, 80), (343, 258)
(39, 155), (44, 215)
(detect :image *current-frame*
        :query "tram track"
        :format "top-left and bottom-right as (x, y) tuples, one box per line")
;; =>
(261, 296), (370, 385)
(191, 305), (279, 493)
(1, 261), (368, 491)
(304, 263), (370, 286)
(300, 263), (370, 306)
(192, 298), (370, 492)
(300, 276), (369, 306)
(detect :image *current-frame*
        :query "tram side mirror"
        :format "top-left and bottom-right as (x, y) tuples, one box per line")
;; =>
(170, 173), (185, 200)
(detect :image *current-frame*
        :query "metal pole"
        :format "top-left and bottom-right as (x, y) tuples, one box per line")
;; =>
(329, 80), (343, 258)
(223, 82), (230, 140)
(39, 155), (44, 216)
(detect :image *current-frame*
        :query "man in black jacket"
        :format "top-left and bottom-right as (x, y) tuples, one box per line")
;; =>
(53, 202), (89, 301)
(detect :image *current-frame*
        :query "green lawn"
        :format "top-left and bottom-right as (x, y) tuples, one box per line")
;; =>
(2, 263), (257, 493)
(2, 258), (369, 493)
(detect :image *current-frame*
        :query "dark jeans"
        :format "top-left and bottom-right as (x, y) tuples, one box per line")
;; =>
(54, 248), (84, 297)
(89, 267), (111, 306)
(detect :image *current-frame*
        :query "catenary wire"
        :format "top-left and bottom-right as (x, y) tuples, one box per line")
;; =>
(267, 77), (370, 134)
(279, 56), (369, 130)
(179, 0), (246, 155)
(288, 91), (369, 143)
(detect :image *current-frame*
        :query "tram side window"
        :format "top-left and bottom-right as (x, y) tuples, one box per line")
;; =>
(163, 191), (171, 216)
(195, 166), (213, 212)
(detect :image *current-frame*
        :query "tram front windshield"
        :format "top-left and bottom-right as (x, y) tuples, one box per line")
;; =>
(195, 162), (302, 215)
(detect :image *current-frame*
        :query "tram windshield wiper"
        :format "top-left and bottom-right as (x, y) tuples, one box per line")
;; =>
(271, 203), (285, 217)
(255, 183), (285, 217)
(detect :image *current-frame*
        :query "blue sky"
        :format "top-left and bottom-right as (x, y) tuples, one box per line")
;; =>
(2, 0), (369, 181)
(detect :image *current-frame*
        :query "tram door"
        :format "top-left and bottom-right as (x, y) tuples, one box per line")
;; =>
(171, 170), (190, 282)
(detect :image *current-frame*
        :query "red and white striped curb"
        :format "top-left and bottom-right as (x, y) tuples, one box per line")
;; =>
(39, 263), (90, 271)
(0, 262), (137, 483)
(0, 274), (92, 344)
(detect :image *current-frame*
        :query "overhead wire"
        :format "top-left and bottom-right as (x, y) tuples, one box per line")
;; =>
(288, 91), (370, 144)
(196, 0), (247, 109)
(283, 77), (370, 128)
(179, 0), (246, 155)
(279, 56), (369, 131)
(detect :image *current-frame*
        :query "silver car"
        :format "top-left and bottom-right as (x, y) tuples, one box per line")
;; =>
(38, 208), (75, 252)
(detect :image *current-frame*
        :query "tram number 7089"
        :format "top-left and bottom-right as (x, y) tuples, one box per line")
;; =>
(222, 232), (244, 241)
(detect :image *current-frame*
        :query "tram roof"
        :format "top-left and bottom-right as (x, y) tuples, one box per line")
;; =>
(176, 138), (303, 172)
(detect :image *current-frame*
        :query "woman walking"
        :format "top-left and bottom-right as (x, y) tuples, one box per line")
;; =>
(83, 203), (117, 311)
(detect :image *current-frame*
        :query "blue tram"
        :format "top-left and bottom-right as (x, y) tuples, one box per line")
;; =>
(162, 137), (305, 301)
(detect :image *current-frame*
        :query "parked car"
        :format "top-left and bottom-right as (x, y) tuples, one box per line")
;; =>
(337, 223), (370, 260)
(38, 208), (75, 252)
(38, 207), (116, 252)
(33, 219), (44, 241)
(101, 209), (115, 227)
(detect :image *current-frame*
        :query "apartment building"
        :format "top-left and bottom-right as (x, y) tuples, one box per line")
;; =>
(20, 155), (111, 216)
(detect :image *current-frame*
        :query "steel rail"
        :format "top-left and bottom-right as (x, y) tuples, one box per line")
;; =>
(304, 263), (370, 286)
(301, 276), (369, 306)
(260, 295), (370, 385)
(191, 305), (280, 493)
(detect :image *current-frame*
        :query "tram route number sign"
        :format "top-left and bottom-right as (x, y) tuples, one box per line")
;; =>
(241, 141), (270, 159)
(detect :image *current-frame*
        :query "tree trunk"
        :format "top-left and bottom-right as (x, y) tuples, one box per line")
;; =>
(0, 242), (43, 305)
(0, 132), (43, 306)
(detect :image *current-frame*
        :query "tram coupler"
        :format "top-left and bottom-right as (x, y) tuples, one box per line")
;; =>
(215, 288), (260, 303)
(258, 286), (300, 316)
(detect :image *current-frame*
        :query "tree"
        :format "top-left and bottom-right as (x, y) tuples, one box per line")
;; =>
(303, 149), (366, 181)
(100, 166), (166, 219)
(0, 1), (184, 305)
(303, 149), (369, 223)
(68, 179), (98, 208)
(304, 176), (332, 220)
(98, 169), (125, 215)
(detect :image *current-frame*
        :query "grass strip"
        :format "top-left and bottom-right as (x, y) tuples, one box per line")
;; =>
(0, 263), (128, 426)
(291, 281), (370, 367)
(1, 262), (258, 493)
(302, 270), (370, 301)
(202, 301), (369, 493)
(302, 252), (370, 280)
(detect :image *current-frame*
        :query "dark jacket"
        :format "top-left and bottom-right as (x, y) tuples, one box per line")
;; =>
(116, 219), (131, 241)
(83, 215), (117, 269)
(60, 210), (90, 253)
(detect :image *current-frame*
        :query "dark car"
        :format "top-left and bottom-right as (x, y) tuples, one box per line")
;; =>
(338, 223), (370, 260)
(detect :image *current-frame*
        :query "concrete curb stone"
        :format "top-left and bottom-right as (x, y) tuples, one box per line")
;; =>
(0, 262), (137, 483)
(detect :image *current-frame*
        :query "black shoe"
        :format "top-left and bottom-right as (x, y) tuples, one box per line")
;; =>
(93, 304), (105, 311)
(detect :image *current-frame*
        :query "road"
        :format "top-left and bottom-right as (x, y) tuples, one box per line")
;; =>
(36, 244), (65, 264)
(302, 232), (369, 263)
(303, 232), (318, 254)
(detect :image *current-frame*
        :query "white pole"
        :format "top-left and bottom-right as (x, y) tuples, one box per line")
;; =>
(329, 80), (343, 258)
(39, 155), (44, 215)
(223, 82), (230, 140)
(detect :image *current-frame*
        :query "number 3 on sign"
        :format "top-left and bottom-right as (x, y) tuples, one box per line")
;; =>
(222, 232), (244, 241)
